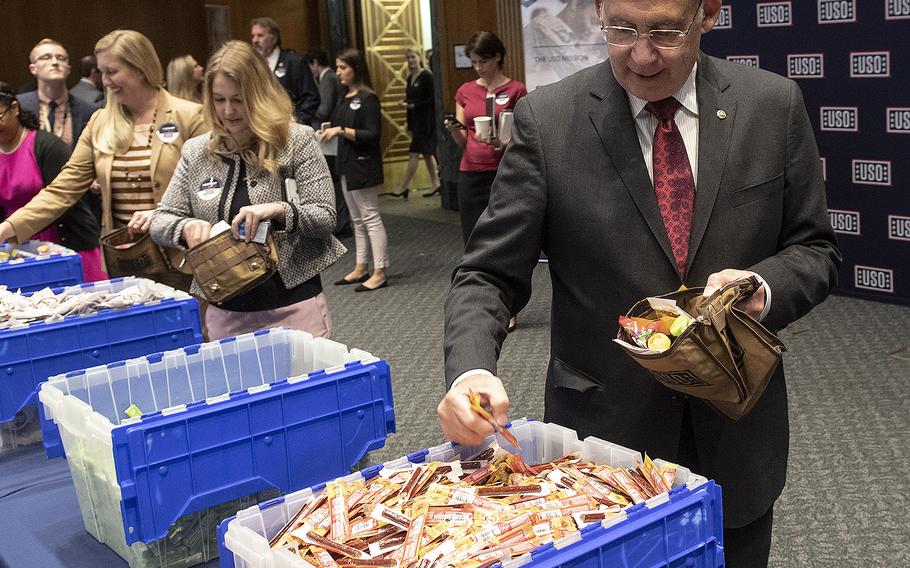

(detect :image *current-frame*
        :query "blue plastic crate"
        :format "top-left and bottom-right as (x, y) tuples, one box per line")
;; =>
(0, 276), (202, 458)
(38, 328), (395, 567)
(0, 240), (83, 293)
(218, 419), (724, 568)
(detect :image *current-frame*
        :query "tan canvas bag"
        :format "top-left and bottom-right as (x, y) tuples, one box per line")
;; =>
(616, 277), (786, 420)
(184, 230), (278, 304)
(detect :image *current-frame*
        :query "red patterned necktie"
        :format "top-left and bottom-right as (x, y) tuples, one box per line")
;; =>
(645, 97), (695, 279)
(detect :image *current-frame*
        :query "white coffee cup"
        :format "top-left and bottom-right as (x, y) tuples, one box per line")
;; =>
(474, 116), (492, 140)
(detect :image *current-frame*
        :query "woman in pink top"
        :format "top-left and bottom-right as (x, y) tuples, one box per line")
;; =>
(0, 82), (105, 281)
(444, 31), (527, 245)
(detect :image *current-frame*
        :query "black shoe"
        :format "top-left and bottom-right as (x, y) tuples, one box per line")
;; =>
(391, 188), (410, 198)
(423, 186), (441, 198)
(354, 280), (388, 292)
(334, 274), (369, 286)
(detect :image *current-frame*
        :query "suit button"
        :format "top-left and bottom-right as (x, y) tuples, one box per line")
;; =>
(154, 181), (161, 188)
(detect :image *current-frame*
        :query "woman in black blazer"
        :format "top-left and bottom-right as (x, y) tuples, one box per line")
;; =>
(391, 47), (440, 198)
(318, 48), (389, 292)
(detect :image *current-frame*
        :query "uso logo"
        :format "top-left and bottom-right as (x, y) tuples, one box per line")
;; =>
(820, 107), (858, 132)
(828, 209), (861, 235)
(850, 51), (890, 78)
(886, 108), (910, 133)
(819, 157), (827, 181)
(757, 2), (792, 26)
(889, 215), (910, 241)
(851, 160), (891, 186)
(727, 55), (760, 67)
(787, 54), (824, 78)
(854, 265), (894, 293)
(715, 5), (732, 28)
(886, 0), (910, 19)
(818, 0), (856, 23)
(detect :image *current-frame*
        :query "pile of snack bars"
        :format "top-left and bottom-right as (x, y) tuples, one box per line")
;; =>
(268, 444), (679, 568)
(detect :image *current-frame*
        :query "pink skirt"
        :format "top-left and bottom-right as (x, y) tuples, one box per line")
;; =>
(205, 292), (333, 340)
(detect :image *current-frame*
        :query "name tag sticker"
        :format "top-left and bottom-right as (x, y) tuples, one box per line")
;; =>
(157, 123), (180, 144)
(275, 62), (287, 78)
(197, 177), (222, 200)
(350, 97), (362, 111)
(495, 93), (511, 106)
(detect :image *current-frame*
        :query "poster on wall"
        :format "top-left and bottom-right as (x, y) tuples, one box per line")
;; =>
(702, 1), (909, 305)
(521, 0), (607, 91)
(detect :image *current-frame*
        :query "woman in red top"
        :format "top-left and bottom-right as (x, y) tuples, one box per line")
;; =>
(445, 31), (527, 245)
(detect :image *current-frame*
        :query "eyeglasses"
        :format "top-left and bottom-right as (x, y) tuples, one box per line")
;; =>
(33, 53), (69, 63)
(601, 0), (704, 50)
(0, 106), (11, 121)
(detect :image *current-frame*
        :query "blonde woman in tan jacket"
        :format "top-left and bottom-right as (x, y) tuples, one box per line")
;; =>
(0, 30), (205, 290)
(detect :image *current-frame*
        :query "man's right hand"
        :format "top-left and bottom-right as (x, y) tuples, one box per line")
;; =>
(437, 374), (510, 446)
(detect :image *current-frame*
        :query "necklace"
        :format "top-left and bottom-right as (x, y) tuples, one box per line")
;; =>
(122, 107), (157, 188)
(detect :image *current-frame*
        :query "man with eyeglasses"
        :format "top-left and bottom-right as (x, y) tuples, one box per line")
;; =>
(437, 1), (840, 567)
(17, 38), (100, 149)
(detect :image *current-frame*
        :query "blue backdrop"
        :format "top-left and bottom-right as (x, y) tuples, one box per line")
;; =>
(702, 0), (909, 305)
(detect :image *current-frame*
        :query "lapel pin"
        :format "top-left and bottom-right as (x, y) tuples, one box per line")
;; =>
(716, 109), (727, 120)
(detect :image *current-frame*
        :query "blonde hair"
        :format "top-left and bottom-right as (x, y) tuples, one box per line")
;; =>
(167, 55), (201, 102)
(92, 30), (164, 154)
(405, 47), (424, 69)
(203, 40), (293, 175)
(29, 38), (67, 63)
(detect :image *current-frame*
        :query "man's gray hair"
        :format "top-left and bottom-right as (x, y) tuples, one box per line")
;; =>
(251, 16), (282, 47)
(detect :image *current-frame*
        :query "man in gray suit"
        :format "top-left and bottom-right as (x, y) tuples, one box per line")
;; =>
(305, 47), (351, 238)
(437, 1), (841, 566)
(69, 55), (104, 104)
(305, 48), (342, 130)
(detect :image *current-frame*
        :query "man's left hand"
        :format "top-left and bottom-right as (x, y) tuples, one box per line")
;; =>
(703, 269), (766, 320)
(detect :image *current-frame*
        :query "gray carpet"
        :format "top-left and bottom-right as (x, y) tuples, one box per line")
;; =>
(321, 207), (910, 567)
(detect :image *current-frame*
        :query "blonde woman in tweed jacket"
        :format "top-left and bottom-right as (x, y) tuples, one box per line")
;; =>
(151, 41), (345, 340)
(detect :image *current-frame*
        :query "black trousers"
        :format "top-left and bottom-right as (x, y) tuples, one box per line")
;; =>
(457, 170), (497, 244)
(678, 404), (775, 568)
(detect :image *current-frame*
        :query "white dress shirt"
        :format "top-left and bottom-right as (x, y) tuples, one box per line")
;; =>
(266, 47), (280, 73)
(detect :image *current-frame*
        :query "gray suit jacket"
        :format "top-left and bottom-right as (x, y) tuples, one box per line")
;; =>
(312, 68), (342, 130)
(444, 54), (841, 527)
(69, 79), (104, 104)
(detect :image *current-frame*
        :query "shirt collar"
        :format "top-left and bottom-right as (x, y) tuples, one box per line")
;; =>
(627, 62), (699, 118)
(267, 47), (281, 70)
(37, 89), (68, 106)
(319, 67), (329, 81)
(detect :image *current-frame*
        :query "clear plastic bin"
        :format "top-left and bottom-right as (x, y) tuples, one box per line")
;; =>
(219, 419), (722, 568)
(39, 327), (395, 568)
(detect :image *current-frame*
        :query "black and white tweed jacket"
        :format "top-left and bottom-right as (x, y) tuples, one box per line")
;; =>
(150, 122), (346, 297)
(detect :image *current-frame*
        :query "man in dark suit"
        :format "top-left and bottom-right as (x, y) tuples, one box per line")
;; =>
(69, 55), (104, 104)
(250, 17), (320, 126)
(305, 48), (342, 130)
(437, 1), (841, 567)
(18, 39), (100, 149)
(305, 47), (351, 238)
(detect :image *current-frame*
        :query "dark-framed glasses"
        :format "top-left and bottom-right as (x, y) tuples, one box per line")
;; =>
(601, 0), (704, 50)
(0, 106), (12, 121)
